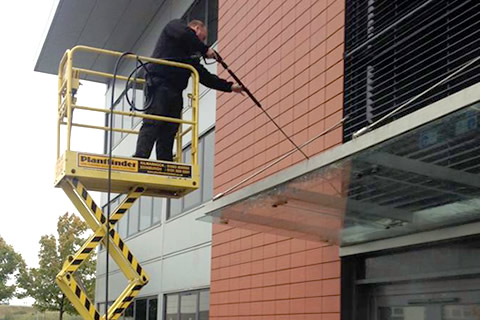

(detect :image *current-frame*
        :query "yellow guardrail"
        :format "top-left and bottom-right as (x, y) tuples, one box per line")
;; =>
(57, 45), (200, 165)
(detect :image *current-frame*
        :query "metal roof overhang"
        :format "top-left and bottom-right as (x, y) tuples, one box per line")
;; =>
(35, 0), (167, 82)
(198, 83), (480, 247)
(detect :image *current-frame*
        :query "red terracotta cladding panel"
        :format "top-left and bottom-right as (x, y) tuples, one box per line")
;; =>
(214, 0), (345, 195)
(212, 224), (341, 319)
(211, 0), (344, 319)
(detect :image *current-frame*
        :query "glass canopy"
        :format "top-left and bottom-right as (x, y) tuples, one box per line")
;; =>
(200, 102), (480, 246)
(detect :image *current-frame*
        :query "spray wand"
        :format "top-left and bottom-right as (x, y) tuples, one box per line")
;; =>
(214, 50), (309, 160)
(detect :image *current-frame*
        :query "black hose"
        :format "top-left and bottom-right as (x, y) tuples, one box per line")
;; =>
(124, 54), (203, 112)
(106, 51), (132, 320)
(213, 50), (310, 160)
(125, 58), (154, 112)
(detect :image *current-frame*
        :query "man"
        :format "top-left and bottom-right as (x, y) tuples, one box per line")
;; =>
(133, 19), (243, 161)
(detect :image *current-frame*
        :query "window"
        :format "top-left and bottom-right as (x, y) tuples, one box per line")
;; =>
(128, 198), (140, 235)
(180, 294), (196, 320)
(99, 196), (123, 250)
(105, 77), (146, 151)
(344, 0), (480, 141)
(126, 196), (163, 237)
(183, 0), (218, 46)
(152, 197), (163, 224)
(139, 197), (153, 231)
(342, 238), (480, 319)
(124, 303), (134, 320)
(118, 209), (128, 238)
(167, 129), (215, 219)
(112, 95), (124, 147)
(198, 291), (209, 320)
(182, 138), (204, 211)
(443, 305), (480, 320)
(122, 97), (131, 132)
(164, 290), (209, 320)
(378, 306), (426, 320)
(135, 299), (147, 320)
(114, 296), (157, 320)
(165, 295), (179, 320)
(148, 299), (158, 320)
(101, 194), (163, 245)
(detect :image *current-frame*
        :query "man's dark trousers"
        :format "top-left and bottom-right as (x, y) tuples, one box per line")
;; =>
(133, 84), (183, 161)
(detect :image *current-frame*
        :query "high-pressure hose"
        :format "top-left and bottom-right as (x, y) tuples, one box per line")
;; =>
(106, 51), (132, 320)
(124, 54), (203, 112)
(213, 50), (310, 160)
(125, 58), (154, 112)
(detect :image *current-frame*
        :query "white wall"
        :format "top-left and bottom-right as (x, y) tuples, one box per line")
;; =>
(95, 206), (212, 301)
(95, 1), (220, 318)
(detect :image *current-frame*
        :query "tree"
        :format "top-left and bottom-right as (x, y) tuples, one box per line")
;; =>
(18, 213), (96, 320)
(0, 236), (25, 303)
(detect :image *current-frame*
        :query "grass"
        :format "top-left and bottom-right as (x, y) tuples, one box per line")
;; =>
(0, 305), (83, 320)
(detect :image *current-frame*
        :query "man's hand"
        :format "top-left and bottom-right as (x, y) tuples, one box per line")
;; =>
(231, 84), (244, 93)
(205, 48), (217, 60)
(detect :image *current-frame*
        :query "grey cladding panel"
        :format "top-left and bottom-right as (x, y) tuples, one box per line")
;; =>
(36, 0), (168, 78)
(90, 0), (167, 75)
(102, 0), (166, 51)
(73, 0), (131, 72)
(78, 0), (131, 47)
(35, 0), (97, 73)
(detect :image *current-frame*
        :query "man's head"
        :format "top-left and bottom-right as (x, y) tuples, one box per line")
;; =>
(188, 20), (207, 43)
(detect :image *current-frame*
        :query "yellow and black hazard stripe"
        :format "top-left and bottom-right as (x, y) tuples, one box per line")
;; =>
(64, 275), (101, 320)
(60, 178), (149, 320)
(71, 179), (146, 228)
(108, 228), (149, 282)
(109, 186), (146, 225)
(66, 178), (148, 280)
(64, 226), (148, 281)
(71, 178), (107, 225)
(108, 283), (145, 320)
(63, 230), (104, 273)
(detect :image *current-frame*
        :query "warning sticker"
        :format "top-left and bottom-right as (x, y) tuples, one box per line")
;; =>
(77, 153), (192, 178)
(138, 160), (192, 178)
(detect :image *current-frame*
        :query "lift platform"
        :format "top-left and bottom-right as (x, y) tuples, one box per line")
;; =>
(55, 45), (201, 198)
(54, 45), (202, 320)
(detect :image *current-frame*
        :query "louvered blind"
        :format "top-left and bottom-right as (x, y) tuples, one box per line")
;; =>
(344, 0), (480, 140)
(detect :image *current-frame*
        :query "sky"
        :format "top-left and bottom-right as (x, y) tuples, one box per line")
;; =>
(0, 1), (105, 304)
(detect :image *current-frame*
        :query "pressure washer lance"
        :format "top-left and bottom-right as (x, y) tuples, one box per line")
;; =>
(212, 115), (347, 200)
(214, 50), (310, 160)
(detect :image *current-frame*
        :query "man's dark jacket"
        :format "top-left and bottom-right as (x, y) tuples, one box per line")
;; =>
(147, 19), (232, 92)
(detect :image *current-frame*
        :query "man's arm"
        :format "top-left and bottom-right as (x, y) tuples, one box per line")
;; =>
(194, 62), (234, 92)
(164, 19), (209, 56)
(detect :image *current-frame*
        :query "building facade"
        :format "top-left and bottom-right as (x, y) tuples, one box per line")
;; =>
(36, 0), (480, 320)
(206, 1), (480, 320)
(210, 1), (344, 319)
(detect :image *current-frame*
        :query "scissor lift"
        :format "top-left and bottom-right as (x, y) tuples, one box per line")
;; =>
(54, 46), (201, 320)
